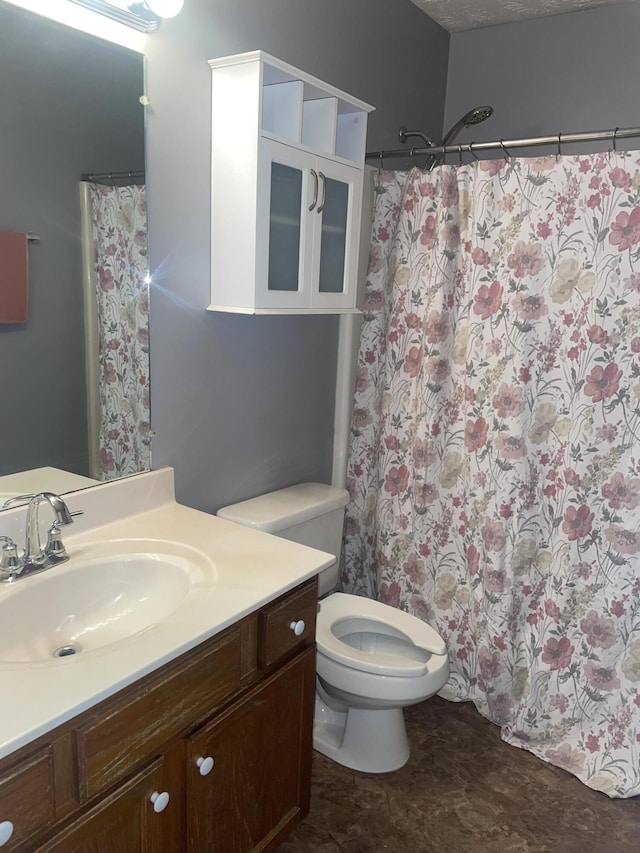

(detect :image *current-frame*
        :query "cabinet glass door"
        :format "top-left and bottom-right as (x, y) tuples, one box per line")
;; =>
(257, 138), (314, 310)
(313, 159), (362, 310)
(268, 162), (303, 292)
(318, 176), (349, 294)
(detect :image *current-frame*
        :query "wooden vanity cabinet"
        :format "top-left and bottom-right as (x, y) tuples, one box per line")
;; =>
(0, 577), (318, 853)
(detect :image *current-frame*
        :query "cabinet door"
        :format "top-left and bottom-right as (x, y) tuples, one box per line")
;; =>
(257, 138), (316, 310)
(34, 760), (170, 853)
(312, 157), (362, 311)
(186, 646), (315, 853)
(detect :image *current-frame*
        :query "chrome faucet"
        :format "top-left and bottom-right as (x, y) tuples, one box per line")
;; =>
(0, 492), (78, 582)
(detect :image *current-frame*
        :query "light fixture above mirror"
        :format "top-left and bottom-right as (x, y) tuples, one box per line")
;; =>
(68, 0), (183, 32)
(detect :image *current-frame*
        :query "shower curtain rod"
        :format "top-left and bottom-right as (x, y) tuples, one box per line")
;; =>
(365, 124), (640, 162)
(80, 170), (145, 183)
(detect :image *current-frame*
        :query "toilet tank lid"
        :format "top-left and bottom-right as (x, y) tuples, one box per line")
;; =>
(216, 483), (349, 533)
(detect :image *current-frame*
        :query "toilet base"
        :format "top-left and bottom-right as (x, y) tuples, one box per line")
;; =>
(313, 688), (410, 773)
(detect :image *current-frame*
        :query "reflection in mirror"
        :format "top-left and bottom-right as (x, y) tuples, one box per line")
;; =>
(0, 1), (148, 507)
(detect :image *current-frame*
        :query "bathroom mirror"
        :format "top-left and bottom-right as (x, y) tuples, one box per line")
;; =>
(0, 1), (147, 506)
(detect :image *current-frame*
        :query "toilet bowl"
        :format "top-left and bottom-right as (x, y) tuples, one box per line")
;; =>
(313, 592), (449, 772)
(217, 483), (449, 773)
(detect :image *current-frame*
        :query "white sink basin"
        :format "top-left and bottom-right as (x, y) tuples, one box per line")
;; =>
(0, 539), (213, 663)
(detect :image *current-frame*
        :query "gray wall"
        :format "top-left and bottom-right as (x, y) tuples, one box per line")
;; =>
(145, 0), (450, 513)
(0, 4), (144, 477)
(445, 3), (640, 153)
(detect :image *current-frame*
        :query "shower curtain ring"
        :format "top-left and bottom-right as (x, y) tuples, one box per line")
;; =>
(469, 141), (480, 162)
(458, 144), (463, 165)
(379, 151), (384, 175)
(500, 139), (511, 161)
(612, 127), (620, 153)
(557, 132), (563, 160)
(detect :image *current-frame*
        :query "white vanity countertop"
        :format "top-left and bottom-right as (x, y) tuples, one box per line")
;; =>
(0, 469), (334, 759)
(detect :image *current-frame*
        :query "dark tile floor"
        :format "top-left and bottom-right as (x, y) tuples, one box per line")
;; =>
(279, 696), (640, 853)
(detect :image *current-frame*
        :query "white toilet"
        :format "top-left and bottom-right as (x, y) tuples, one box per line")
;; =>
(217, 483), (449, 774)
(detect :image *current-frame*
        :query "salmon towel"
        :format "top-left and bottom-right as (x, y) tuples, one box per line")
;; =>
(0, 231), (29, 323)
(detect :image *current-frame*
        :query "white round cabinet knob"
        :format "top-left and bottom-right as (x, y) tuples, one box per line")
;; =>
(290, 620), (305, 636)
(150, 791), (170, 813)
(196, 756), (215, 776)
(0, 822), (14, 846)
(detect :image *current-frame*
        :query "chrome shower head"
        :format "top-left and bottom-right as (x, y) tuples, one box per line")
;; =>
(441, 105), (494, 148)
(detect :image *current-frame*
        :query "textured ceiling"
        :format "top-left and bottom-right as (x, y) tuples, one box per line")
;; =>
(411, 0), (637, 31)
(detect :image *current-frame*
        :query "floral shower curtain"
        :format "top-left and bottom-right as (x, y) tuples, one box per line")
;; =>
(87, 182), (150, 479)
(342, 151), (640, 797)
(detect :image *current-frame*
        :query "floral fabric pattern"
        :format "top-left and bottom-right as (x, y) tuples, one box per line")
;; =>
(89, 183), (150, 479)
(343, 152), (640, 797)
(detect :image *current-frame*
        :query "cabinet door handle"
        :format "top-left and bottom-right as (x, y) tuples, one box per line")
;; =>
(290, 619), (306, 636)
(317, 171), (326, 213)
(196, 756), (215, 776)
(150, 791), (170, 813)
(0, 822), (14, 847)
(308, 169), (318, 211)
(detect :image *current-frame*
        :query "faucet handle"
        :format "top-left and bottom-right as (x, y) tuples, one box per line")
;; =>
(45, 523), (67, 561)
(0, 537), (21, 581)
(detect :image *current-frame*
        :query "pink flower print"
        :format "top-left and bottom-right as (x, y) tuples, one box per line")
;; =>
(542, 636), (575, 670)
(385, 465), (409, 497)
(605, 525), (640, 554)
(403, 553), (426, 585)
(405, 312), (421, 330)
(631, 337), (640, 353)
(537, 221), (552, 239)
(473, 280), (503, 320)
(602, 472), (640, 510)
(414, 482), (438, 508)
(587, 325), (608, 347)
(494, 433), (526, 460)
(99, 267), (115, 292)
(585, 734), (600, 753)
(544, 743), (585, 773)
(609, 166), (630, 189)
(550, 693), (569, 713)
(403, 345), (423, 378)
(425, 310), (448, 343)
(623, 272), (640, 292)
(587, 193), (601, 210)
(412, 438), (435, 469)
(478, 647), (504, 681)
(486, 567), (510, 594)
(384, 434), (400, 451)
(512, 292), (548, 321)
(99, 447), (115, 473)
(444, 222), (460, 249)
(595, 424), (617, 443)
(530, 156), (556, 172)
(441, 172), (459, 207)
(471, 247), (489, 266)
(465, 417), (489, 451)
(420, 215), (437, 249)
(363, 289), (384, 312)
(481, 517), (506, 552)
(564, 468), (581, 487)
(562, 505), (594, 541)
(584, 662), (621, 692)
(479, 159), (505, 177)
(507, 241), (544, 279)
(425, 356), (451, 383)
(379, 581), (401, 608)
(467, 544), (480, 576)
(352, 407), (373, 430)
(580, 610), (617, 649)
(584, 362), (623, 403)
(609, 206), (640, 252)
(104, 362), (117, 385)
(492, 383), (524, 418)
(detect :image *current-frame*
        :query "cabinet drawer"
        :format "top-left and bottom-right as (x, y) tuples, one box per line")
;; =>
(259, 578), (317, 669)
(0, 747), (55, 850)
(76, 627), (241, 801)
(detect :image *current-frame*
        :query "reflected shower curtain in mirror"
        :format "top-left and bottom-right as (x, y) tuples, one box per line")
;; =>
(80, 182), (150, 480)
(343, 152), (640, 797)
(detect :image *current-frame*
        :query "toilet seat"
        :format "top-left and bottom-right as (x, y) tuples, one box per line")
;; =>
(317, 593), (446, 678)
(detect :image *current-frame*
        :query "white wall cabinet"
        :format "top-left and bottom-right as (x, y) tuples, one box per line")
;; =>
(208, 51), (374, 314)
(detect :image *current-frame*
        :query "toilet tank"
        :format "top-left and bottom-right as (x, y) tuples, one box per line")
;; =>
(217, 483), (349, 596)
